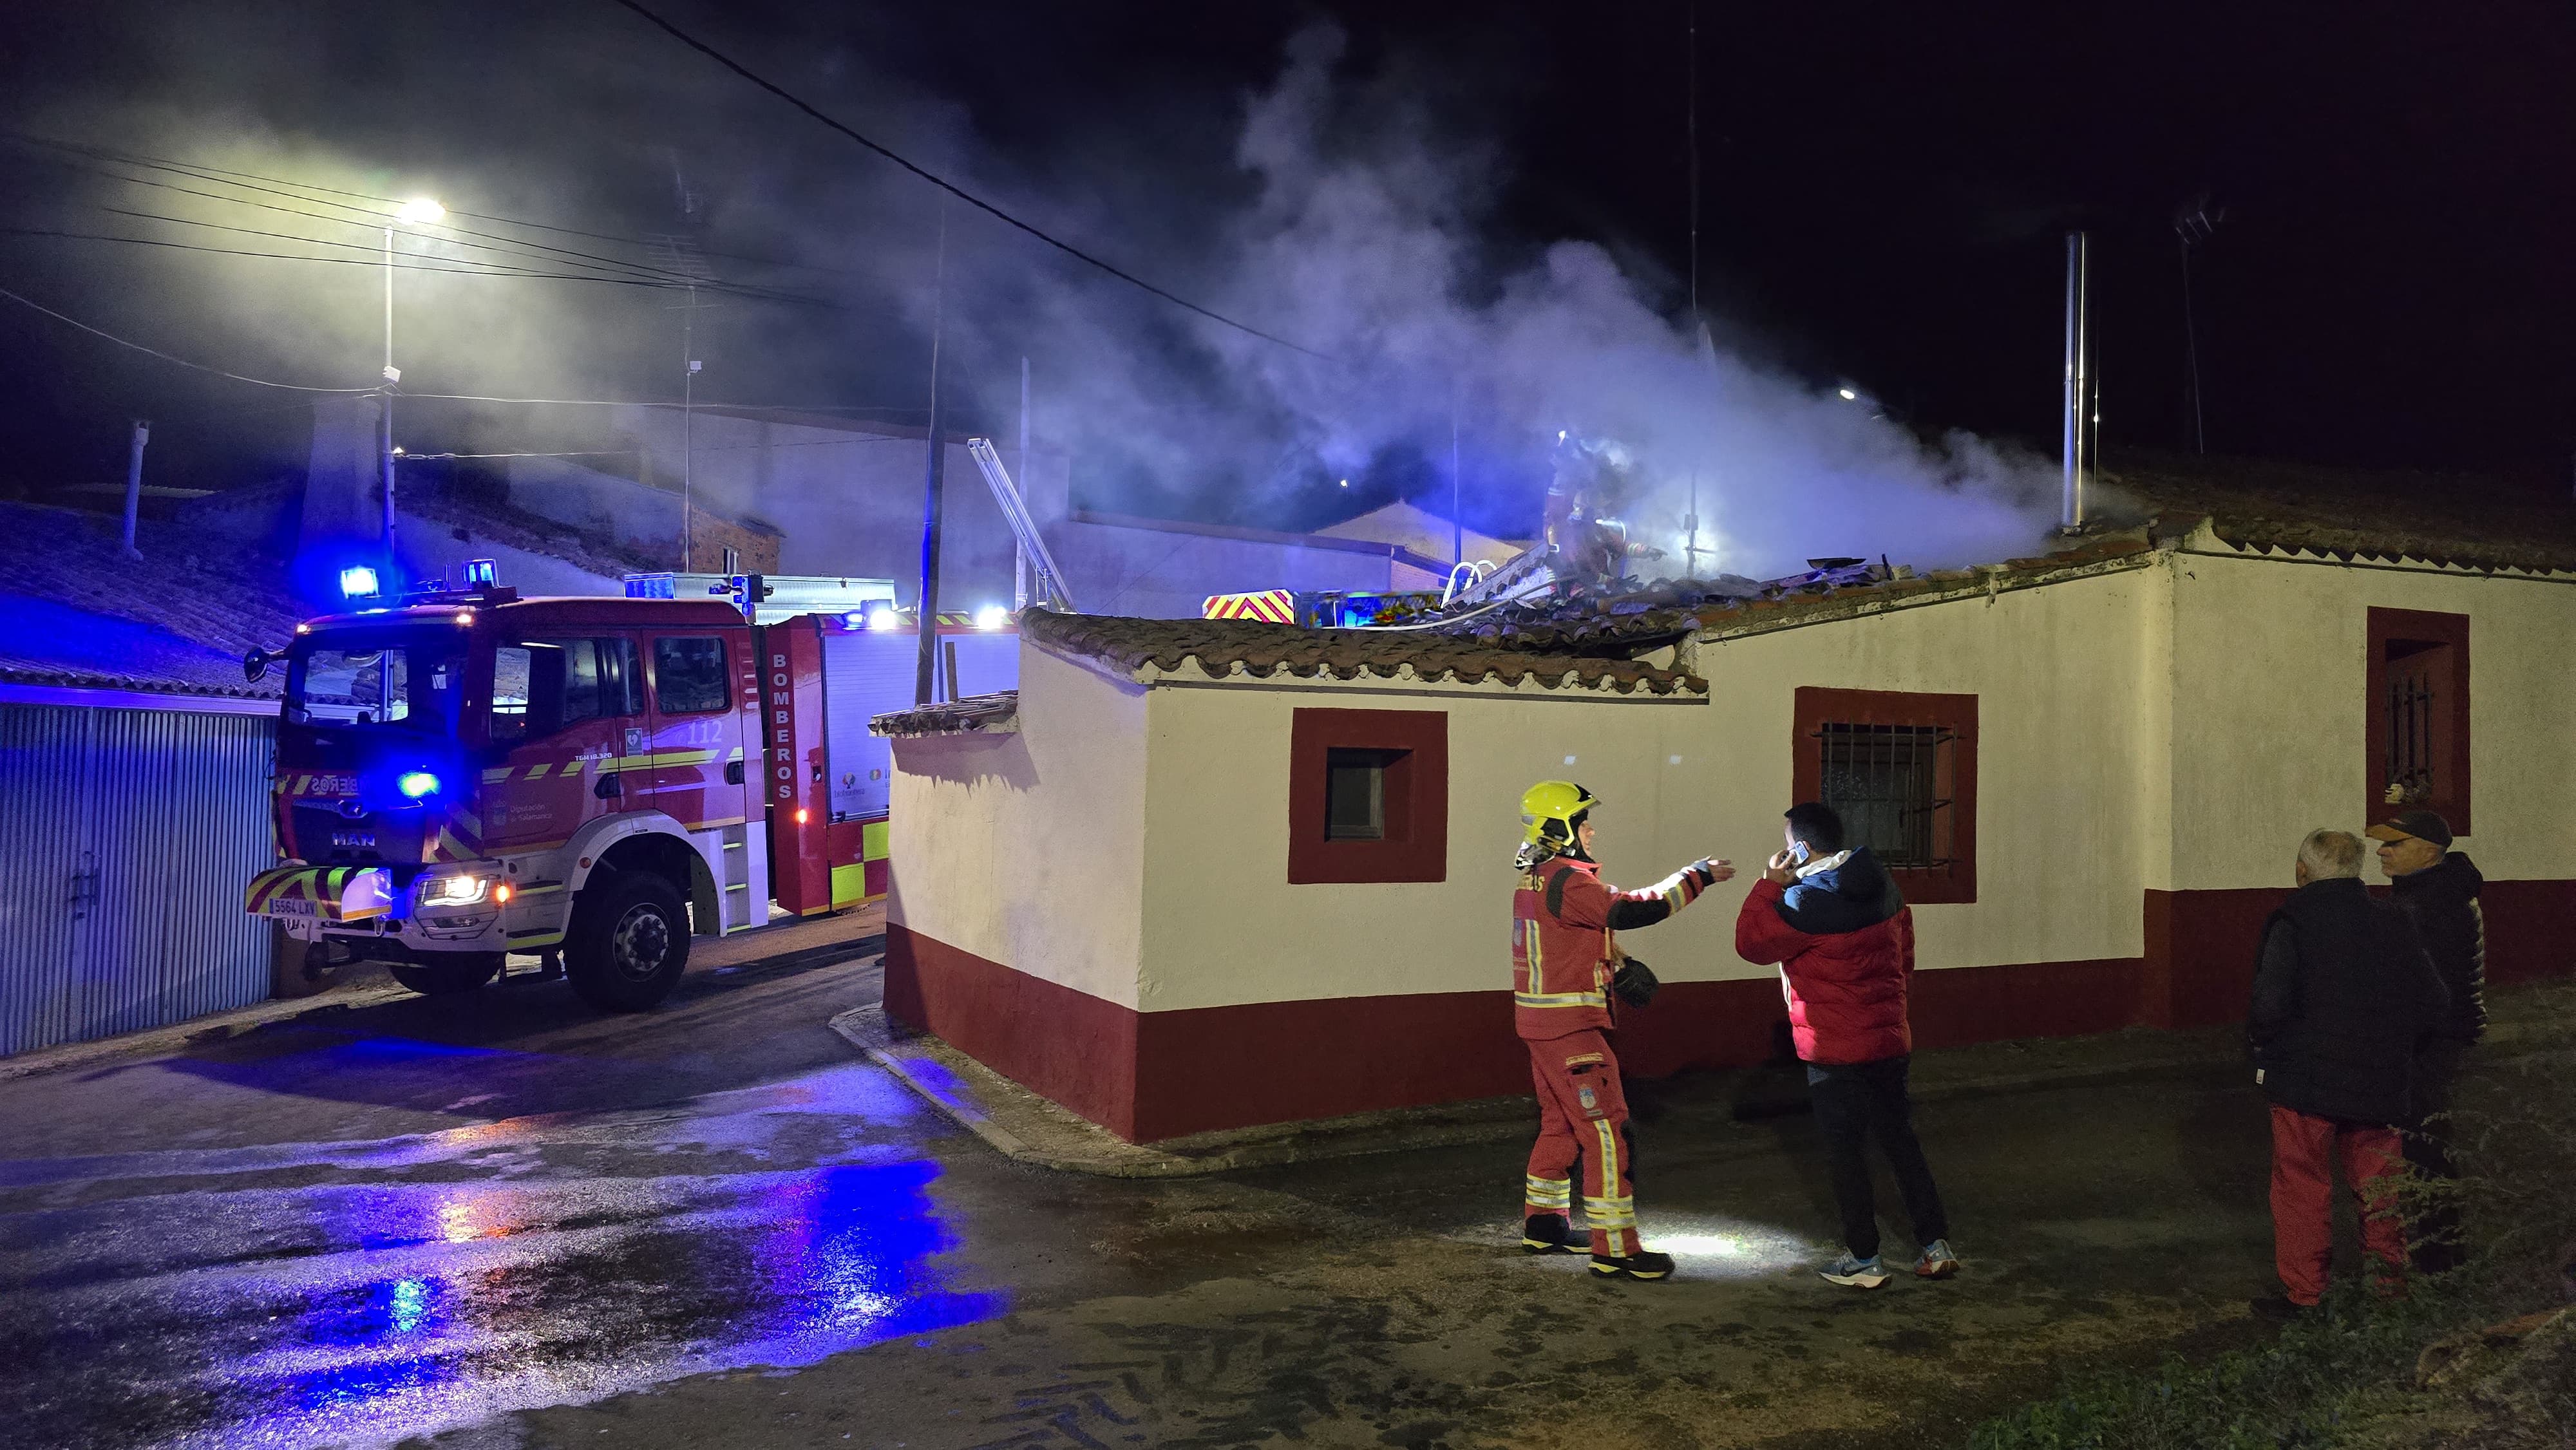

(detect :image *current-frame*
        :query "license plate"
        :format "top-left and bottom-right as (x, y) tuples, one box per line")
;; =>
(268, 898), (317, 918)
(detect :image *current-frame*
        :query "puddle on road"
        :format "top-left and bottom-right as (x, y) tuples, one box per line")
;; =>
(0, 1062), (1006, 1449)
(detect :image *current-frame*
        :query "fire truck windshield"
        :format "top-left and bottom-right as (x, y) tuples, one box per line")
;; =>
(285, 629), (469, 735)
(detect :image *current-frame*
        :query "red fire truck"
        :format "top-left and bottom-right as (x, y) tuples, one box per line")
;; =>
(243, 566), (1017, 1011)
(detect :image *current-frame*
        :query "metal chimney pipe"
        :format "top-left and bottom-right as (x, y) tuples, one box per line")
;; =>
(120, 420), (149, 560)
(2061, 231), (2090, 530)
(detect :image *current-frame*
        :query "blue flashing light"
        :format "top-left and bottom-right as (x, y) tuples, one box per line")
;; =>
(339, 565), (382, 599)
(461, 558), (498, 587)
(396, 771), (441, 800)
(840, 610), (866, 630)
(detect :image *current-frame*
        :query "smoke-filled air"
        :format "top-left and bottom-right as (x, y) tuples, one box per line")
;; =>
(1, 6), (2063, 581)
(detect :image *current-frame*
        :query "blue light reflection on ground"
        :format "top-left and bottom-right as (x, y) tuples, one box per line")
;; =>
(209, 1158), (1000, 1444)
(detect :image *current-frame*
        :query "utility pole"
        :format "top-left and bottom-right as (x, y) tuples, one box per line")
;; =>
(119, 420), (149, 560)
(1016, 355), (1032, 611)
(682, 290), (699, 569)
(1682, 1), (1709, 578)
(382, 222), (400, 564)
(914, 198), (951, 707)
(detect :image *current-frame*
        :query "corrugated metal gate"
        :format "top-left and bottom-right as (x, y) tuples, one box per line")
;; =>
(0, 703), (277, 1056)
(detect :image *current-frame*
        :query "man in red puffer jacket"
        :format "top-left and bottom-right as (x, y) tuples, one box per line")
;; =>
(1735, 802), (1957, 1290)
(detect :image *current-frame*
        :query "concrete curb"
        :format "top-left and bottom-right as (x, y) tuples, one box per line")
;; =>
(833, 1004), (2576, 1180)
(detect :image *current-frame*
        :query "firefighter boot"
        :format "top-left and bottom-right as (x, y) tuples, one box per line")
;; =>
(1522, 1214), (1588, 1256)
(1591, 1248), (1677, 1281)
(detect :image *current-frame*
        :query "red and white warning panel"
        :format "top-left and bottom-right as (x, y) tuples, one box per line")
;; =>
(760, 608), (1020, 917)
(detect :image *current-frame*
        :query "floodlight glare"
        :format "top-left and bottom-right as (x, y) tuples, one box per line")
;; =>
(395, 198), (445, 225)
(974, 605), (1009, 631)
(1837, 388), (1859, 401)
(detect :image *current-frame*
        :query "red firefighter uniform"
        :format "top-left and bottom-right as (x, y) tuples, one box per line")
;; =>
(1515, 855), (1720, 1257)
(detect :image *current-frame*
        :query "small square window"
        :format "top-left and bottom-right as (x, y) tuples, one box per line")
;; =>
(1325, 748), (1406, 840)
(653, 636), (730, 715)
(1288, 709), (1447, 884)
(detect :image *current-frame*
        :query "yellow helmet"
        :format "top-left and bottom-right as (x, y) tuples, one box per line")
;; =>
(1519, 780), (1600, 852)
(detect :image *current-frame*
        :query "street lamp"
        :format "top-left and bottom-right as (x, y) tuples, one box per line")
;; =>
(381, 198), (443, 561)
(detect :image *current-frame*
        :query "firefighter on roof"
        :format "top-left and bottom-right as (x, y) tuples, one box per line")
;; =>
(1513, 781), (1732, 1280)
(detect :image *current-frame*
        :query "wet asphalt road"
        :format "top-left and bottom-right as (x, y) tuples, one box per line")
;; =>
(0, 934), (2358, 1450)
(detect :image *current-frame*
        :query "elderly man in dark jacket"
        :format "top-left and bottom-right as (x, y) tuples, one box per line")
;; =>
(1736, 802), (1955, 1290)
(2248, 828), (2449, 1317)
(2367, 809), (2485, 1273)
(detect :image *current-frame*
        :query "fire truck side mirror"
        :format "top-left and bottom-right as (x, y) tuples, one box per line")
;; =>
(594, 773), (622, 800)
(243, 646), (272, 684)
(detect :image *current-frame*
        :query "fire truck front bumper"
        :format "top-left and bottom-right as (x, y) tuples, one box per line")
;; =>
(248, 862), (527, 953)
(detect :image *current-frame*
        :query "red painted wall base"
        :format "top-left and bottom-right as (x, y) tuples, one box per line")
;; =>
(884, 879), (2576, 1145)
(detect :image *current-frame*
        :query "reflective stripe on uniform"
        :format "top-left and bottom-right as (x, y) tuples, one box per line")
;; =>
(1515, 990), (1608, 1010)
(1524, 1175), (1572, 1210)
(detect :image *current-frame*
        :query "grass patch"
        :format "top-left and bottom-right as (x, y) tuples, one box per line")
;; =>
(1969, 1050), (2576, 1450)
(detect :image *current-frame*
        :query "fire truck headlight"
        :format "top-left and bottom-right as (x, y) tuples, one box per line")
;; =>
(339, 565), (381, 599)
(419, 874), (489, 907)
(397, 770), (441, 800)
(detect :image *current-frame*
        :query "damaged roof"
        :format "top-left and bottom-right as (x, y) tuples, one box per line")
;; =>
(1443, 450), (2576, 653)
(1019, 608), (1706, 696)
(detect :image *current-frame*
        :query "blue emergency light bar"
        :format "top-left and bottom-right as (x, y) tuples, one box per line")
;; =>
(339, 565), (381, 599)
(461, 558), (498, 587)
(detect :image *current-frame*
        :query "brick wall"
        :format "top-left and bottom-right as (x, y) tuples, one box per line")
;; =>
(685, 505), (781, 574)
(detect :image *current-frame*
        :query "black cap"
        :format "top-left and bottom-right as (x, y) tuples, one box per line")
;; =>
(2365, 810), (2454, 849)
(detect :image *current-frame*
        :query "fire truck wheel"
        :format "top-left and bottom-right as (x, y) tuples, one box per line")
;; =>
(565, 871), (692, 1012)
(387, 954), (503, 997)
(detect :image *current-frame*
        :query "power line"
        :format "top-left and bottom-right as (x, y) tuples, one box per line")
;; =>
(0, 226), (835, 302)
(603, 0), (1335, 361)
(3, 133), (833, 303)
(11, 131), (861, 280)
(0, 281), (374, 392)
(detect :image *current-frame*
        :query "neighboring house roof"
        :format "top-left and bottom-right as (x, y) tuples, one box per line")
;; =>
(1311, 499), (1528, 568)
(1065, 508), (1457, 578)
(0, 502), (299, 699)
(401, 478), (677, 579)
(1018, 608), (1706, 696)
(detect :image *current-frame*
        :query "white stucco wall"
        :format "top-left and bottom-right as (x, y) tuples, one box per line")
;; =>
(2167, 548), (2576, 889)
(1135, 679), (1710, 1011)
(1687, 564), (2172, 975)
(884, 642), (1149, 1007)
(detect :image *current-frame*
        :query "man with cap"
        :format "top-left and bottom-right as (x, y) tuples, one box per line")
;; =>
(1511, 781), (1732, 1281)
(2367, 809), (2486, 1274)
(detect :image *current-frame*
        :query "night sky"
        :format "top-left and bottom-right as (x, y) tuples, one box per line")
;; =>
(1, 1), (2568, 538)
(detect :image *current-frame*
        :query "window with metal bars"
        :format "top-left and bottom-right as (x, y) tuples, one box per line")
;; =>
(1792, 686), (1976, 903)
(1814, 722), (1956, 869)
(2366, 608), (2470, 831)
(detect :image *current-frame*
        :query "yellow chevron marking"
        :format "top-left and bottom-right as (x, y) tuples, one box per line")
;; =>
(483, 767), (512, 783)
(526, 762), (552, 780)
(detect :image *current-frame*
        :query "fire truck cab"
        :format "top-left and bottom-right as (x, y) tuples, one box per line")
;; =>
(244, 567), (1012, 1012)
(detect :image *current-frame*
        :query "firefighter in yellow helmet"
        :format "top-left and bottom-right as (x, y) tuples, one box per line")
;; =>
(1513, 781), (1733, 1279)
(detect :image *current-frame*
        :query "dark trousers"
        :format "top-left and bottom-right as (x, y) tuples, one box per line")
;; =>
(2405, 1039), (2468, 1273)
(1807, 1055), (1948, 1260)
